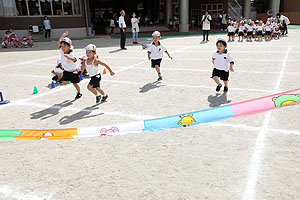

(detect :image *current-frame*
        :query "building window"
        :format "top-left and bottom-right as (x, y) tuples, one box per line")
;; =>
(201, 3), (223, 18)
(0, 0), (81, 17)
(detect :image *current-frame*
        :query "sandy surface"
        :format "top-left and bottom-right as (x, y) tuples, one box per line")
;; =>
(0, 30), (300, 200)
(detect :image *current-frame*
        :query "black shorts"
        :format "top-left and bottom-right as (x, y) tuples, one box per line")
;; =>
(62, 71), (80, 83)
(238, 32), (244, 36)
(265, 31), (271, 35)
(257, 31), (263, 36)
(212, 68), (229, 81)
(89, 74), (101, 88)
(247, 31), (253, 36)
(228, 32), (235, 36)
(151, 59), (162, 68)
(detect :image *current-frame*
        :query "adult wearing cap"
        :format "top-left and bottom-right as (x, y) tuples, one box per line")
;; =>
(119, 10), (127, 50)
(201, 10), (212, 42)
(277, 13), (290, 36)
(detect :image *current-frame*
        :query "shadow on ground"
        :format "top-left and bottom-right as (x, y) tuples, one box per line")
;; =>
(30, 100), (75, 120)
(59, 104), (104, 125)
(207, 93), (231, 107)
(139, 81), (166, 93)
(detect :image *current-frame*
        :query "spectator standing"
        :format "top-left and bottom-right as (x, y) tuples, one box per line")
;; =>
(43, 16), (52, 39)
(119, 10), (127, 50)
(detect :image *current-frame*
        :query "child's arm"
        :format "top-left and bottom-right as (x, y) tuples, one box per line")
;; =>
(64, 54), (76, 62)
(95, 60), (115, 76)
(212, 58), (215, 64)
(58, 31), (68, 48)
(165, 51), (172, 59)
(148, 52), (151, 60)
(230, 63), (234, 72)
(80, 60), (86, 73)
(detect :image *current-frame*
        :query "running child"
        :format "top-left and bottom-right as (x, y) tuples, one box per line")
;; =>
(81, 44), (115, 103)
(58, 31), (82, 99)
(147, 31), (172, 81)
(211, 38), (234, 93)
(226, 21), (235, 42)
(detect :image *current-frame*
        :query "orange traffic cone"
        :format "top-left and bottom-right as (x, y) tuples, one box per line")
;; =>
(103, 68), (107, 75)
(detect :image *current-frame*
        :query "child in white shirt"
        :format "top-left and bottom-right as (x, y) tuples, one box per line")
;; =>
(226, 21), (236, 42)
(147, 31), (172, 81)
(211, 39), (234, 93)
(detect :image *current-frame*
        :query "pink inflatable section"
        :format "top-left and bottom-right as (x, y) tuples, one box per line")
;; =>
(231, 88), (300, 117)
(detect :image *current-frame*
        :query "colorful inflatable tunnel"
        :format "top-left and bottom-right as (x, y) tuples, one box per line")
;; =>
(1, 88), (300, 140)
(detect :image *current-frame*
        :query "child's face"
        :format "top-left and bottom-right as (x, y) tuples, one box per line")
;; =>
(132, 13), (136, 18)
(152, 36), (160, 42)
(217, 43), (226, 52)
(61, 43), (71, 54)
(86, 50), (96, 58)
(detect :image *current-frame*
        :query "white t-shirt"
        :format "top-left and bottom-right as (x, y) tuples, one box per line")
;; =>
(202, 15), (212, 30)
(238, 25), (244, 32)
(256, 25), (263, 31)
(53, 67), (63, 74)
(119, 16), (126, 28)
(43, 19), (51, 30)
(85, 58), (100, 77)
(147, 41), (167, 60)
(280, 15), (290, 25)
(131, 18), (139, 33)
(60, 49), (77, 72)
(227, 25), (235, 32)
(265, 25), (271, 31)
(246, 25), (253, 32)
(212, 50), (234, 71)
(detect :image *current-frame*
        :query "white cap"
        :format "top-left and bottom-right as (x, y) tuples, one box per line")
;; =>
(84, 44), (97, 51)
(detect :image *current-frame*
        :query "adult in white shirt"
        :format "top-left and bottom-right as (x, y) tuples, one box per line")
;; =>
(43, 16), (52, 39)
(277, 13), (290, 35)
(131, 12), (140, 44)
(119, 10), (127, 50)
(202, 10), (212, 42)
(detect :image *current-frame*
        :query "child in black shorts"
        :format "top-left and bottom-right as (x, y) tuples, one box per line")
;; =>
(58, 31), (82, 99)
(211, 39), (235, 93)
(147, 31), (172, 81)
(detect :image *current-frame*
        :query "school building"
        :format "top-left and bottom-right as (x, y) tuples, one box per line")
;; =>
(0, 0), (299, 38)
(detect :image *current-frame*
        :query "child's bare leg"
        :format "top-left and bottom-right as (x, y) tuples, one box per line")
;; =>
(96, 87), (105, 95)
(73, 83), (80, 93)
(57, 74), (63, 81)
(155, 65), (160, 74)
(87, 84), (97, 95)
(213, 76), (221, 85)
(223, 80), (228, 87)
(62, 81), (68, 85)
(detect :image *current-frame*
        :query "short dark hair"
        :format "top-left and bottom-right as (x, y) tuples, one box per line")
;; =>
(60, 41), (70, 46)
(216, 40), (227, 47)
(276, 13), (281, 17)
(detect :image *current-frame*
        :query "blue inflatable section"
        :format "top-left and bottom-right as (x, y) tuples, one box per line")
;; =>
(143, 105), (234, 132)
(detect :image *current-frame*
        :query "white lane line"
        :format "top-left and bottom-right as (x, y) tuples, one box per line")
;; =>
(0, 185), (52, 200)
(242, 46), (291, 200)
(101, 79), (274, 93)
(15, 101), (155, 120)
(0, 55), (59, 69)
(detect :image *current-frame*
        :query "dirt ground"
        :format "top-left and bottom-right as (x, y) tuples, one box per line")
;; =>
(0, 29), (300, 200)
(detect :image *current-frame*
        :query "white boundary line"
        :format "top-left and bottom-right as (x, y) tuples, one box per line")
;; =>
(0, 55), (59, 69)
(2, 74), (276, 93)
(242, 46), (292, 200)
